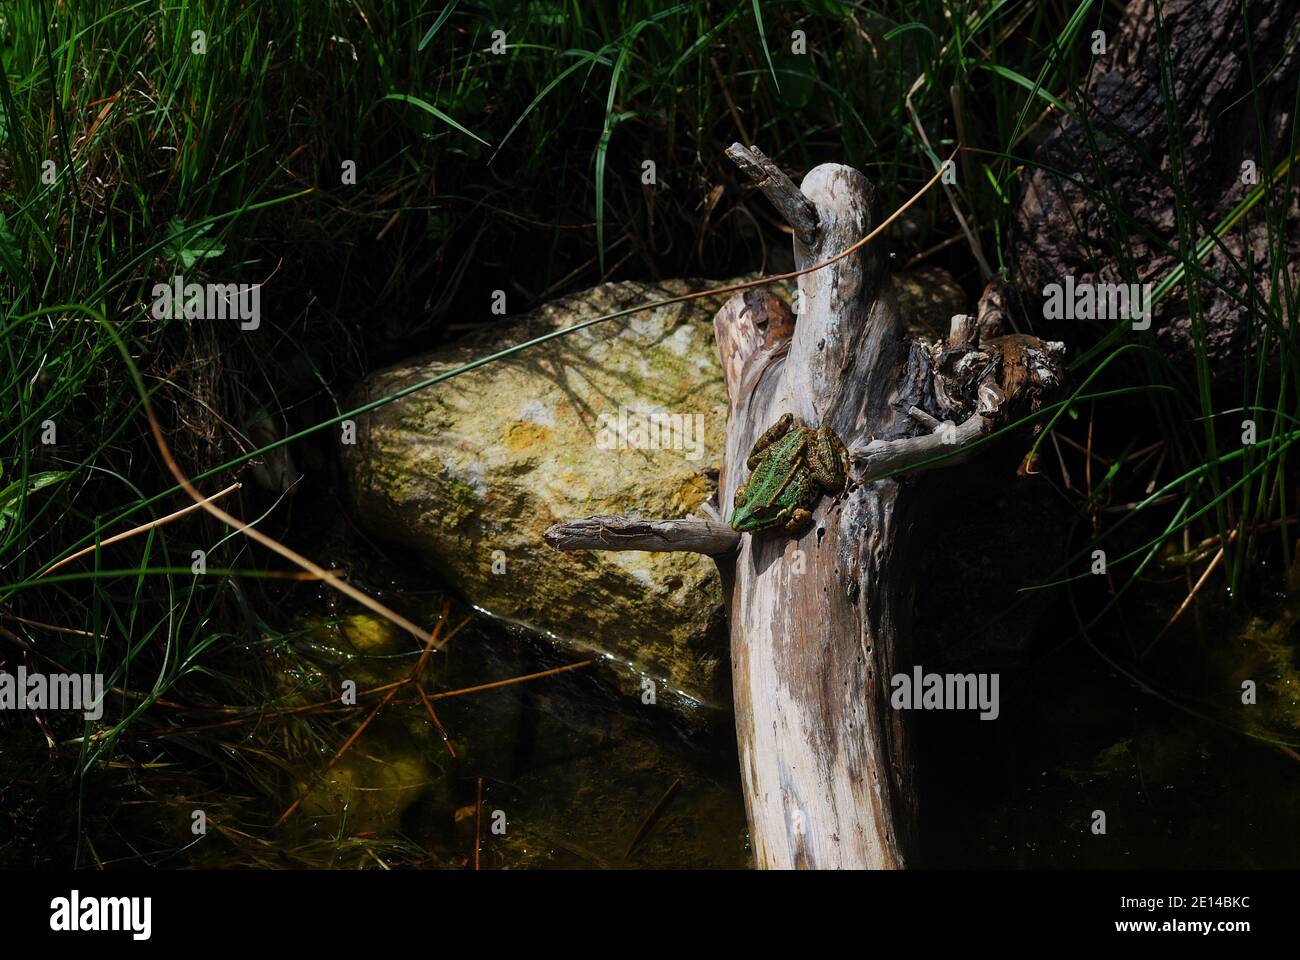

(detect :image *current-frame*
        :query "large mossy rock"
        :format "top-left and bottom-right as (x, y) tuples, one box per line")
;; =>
(342, 273), (965, 704)
(343, 280), (735, 703)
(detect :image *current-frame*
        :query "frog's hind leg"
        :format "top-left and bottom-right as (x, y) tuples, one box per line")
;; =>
(806, 422), (849, 493)
(746, 412), (794, 469)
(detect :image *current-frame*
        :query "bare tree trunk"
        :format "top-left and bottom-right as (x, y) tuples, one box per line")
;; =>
(547, 147), (1064, 869)
(712, 158), (916, 868)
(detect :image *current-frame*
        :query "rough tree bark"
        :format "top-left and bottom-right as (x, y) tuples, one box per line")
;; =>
(1012, 0), (1300, 366)
(547, 148), (1064, 869)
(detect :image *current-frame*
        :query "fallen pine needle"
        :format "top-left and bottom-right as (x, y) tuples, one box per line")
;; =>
(37, 482), (242, 580)
(624, 777), (683, 860)
(425, 660), (593, 701)
(1147, 530), (1238, 654)
(474, 776), (483, 871)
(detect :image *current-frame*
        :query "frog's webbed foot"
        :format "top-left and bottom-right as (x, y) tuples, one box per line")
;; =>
(785, 508), (814, 535)
(806, 423), (849, 494)
(746, 412), (794, 469)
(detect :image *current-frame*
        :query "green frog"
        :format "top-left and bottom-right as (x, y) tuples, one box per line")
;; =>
(730, 413), (849, 535)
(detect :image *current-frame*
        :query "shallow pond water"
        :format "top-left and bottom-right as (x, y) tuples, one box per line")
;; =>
(918, 646), (1300, 868)
(205, 515), (1300, 872)
(266, 600), (751, 869)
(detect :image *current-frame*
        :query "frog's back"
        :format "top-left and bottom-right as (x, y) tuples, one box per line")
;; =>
(748, 429), (806, 507)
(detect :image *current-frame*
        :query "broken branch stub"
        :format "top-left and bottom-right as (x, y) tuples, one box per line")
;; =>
(724, 143), (820, 246)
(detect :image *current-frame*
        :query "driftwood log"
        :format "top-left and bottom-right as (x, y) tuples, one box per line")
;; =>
(546, 147), (1064, 868)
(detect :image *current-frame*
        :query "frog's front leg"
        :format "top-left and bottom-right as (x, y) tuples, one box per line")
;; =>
(745, 413), (794, 469)
(806, 422), (849, 494)
(784, 507), (814, 535)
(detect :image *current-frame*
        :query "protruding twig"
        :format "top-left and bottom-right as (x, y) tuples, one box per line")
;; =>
(947, 314), (975, 348)
(907, 405), (943, 431)
(725, 143), (820, 245)
(545, 516), (739, 555)
(853, 414), (989, 478)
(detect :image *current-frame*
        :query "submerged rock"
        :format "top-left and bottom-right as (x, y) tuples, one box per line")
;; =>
(297, 739), (432, 836)
(341, 272), (967, 704)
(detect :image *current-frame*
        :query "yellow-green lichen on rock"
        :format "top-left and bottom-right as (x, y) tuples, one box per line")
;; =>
(341, 279), (733, 702)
